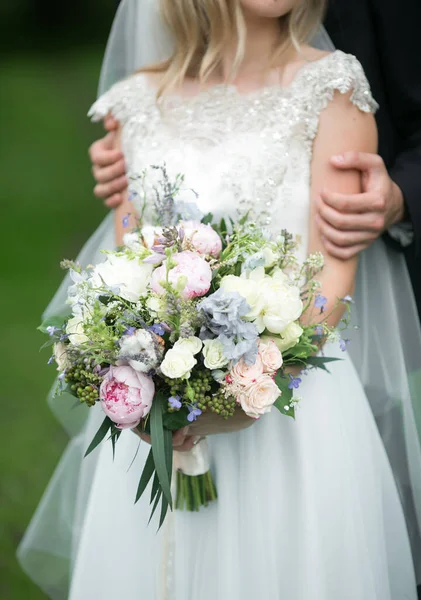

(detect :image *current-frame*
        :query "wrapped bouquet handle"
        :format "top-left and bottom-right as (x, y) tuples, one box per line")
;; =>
(173, 439), (217, 511)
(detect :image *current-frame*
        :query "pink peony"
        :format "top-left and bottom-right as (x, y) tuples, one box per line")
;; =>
(258, 340), (283, 374)
(151, 251), (212, 300)
(238, 374), (281, 419)
(230, 355), (264, 387)
(100, 365), (155, 430)
(181, 221), (223, 258)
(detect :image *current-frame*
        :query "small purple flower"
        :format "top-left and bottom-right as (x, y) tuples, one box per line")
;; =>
(314, 295), (327, 312)
(59, 334), (69, 342)
(124, 326), (136, 336)
(46, 326), (59, 337)
(178, 227), (185, 242)
(288, 374), (302, 390)
(47, 356), (55, 366)
(314, 325), (324, 336)
(187, 405), (202, 422)
(128, 190), (138, 202)
(339, 338), (351, 352)
(341, 295), (354, 304)
(149, 323), (166, 336)
(169, 396), (182, 410)
(122, 214), (130, 228)
(143, 253), (164, 265)
(58, 370), (66, 382)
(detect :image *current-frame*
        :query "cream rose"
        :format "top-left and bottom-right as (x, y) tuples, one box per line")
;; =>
(258, 340), (283, 373)
(160, 348), (197, 379)
(53, 342), (71, 372)
(202, 339), (229, 370)
(173, 336), (203, 355)
(231, 355), (264, 386)
(262, 322), (304, 353)
(66, 316), (89, 346)
(238, 374), (281, 419)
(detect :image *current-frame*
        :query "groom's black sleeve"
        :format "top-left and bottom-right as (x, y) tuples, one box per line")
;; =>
(369, 0), (421, 252)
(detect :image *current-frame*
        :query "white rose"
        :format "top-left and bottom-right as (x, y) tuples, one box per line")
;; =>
(66, 316), (89, 346)
(160, 348), (197, 379)
(262, 322), (304, 353)
(53, 342), (71, 372)
(202, 339), (229, 370)
(173, 336), (203, 355)
(238, 374), (281, 419)
(92, 255), (153, 302)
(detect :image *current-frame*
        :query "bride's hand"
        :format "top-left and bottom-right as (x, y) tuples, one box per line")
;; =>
(134, 427), (197, 453)
(187, 408), (255, 437)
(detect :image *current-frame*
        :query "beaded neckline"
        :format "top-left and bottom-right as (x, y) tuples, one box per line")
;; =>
(133, 51), (337, 107)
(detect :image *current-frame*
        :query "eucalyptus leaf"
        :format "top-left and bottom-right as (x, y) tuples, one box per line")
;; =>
(150, 393), (173, 507)
(135, 448), (155, 503)
(84, 417), (112, 458)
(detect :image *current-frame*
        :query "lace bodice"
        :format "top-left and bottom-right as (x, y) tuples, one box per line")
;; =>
(89, 51), (377, 257)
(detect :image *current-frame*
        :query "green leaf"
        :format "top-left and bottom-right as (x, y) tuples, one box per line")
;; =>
(150, 472), (160, 504)
(38, 315), (68, 334)
(201, 213), (213, 225)
(110, 428), (122, 460)
(274, 373), (294, 418)
(148, 489), (162, 525)
(163, 409), (189, 431)
(85, 417), (112, 458)
(135, 448), (155, 503)
(159, 494), (170, 529)
(306, 356), (342, 373)
(150, 393), (173, 508)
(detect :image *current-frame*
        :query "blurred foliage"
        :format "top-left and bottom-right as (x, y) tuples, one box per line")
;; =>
(0, 0), (118, 52)
(0, 0), (116, 590)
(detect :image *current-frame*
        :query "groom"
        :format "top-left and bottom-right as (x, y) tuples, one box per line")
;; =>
(90, 0), (421, 319)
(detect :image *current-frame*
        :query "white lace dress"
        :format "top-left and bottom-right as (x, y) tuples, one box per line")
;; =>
(66, 52), (418, 599)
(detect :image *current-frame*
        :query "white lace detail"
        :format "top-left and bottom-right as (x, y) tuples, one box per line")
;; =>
(88, 50), (377, 241)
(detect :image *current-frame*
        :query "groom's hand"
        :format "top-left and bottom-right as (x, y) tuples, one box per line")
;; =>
(315, 152), (406, 259)
(89, 115), (128, 208)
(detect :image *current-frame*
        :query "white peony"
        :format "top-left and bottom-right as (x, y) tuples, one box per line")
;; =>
(92, 255), (153, 303)
(262, 322), (304, 353)
(160, 348), (197, 379)
(221, 267), (302, 334)
(173, 336), (203, 355)
(66, 315), (89, 346)
(202, 339), (229, 370)
(53, 342), (71, 372)
(122, 232), (145, 252)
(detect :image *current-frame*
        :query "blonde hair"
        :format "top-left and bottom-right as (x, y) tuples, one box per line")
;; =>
(143, 0), (327, 96)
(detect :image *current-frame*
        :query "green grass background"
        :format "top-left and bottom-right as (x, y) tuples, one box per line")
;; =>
(0, 48), (108, 599)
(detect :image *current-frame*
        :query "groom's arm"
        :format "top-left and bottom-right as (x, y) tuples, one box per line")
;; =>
(370, 0), (421, 250)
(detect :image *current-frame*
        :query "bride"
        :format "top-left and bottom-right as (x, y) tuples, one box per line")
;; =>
(18, 0), (421, 598)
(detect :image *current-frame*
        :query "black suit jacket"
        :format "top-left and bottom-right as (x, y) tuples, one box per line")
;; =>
(325, 0), (421, 317)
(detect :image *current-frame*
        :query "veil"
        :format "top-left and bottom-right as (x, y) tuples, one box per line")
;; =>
(18, 0), (421, 597)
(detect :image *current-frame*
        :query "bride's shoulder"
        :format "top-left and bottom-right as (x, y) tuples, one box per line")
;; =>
(88, 71), (158, 123)
(296, 48), (378, 116)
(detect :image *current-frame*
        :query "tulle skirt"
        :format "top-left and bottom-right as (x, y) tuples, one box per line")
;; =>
(62, 344), (416, 599)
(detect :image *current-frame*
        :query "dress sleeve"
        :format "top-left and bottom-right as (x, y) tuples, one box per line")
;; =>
(305, 51), (378, 140)
(87, 75), (146, 123)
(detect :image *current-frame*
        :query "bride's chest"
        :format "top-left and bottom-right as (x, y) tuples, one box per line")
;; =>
(122, 96), (312, 225)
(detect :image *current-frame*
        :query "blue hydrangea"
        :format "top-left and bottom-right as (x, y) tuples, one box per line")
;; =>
(197, 289), (259, 365)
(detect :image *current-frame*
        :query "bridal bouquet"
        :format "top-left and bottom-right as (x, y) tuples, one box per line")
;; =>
(40, 167), (349, 526)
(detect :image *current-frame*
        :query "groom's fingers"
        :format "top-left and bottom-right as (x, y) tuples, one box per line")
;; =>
(330, 151), (385, 174)
(316, 195), (385, 233)
(320, 188), (386, 216)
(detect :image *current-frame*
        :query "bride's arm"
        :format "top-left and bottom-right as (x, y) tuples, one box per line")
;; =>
(308, 91), (378, 327)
